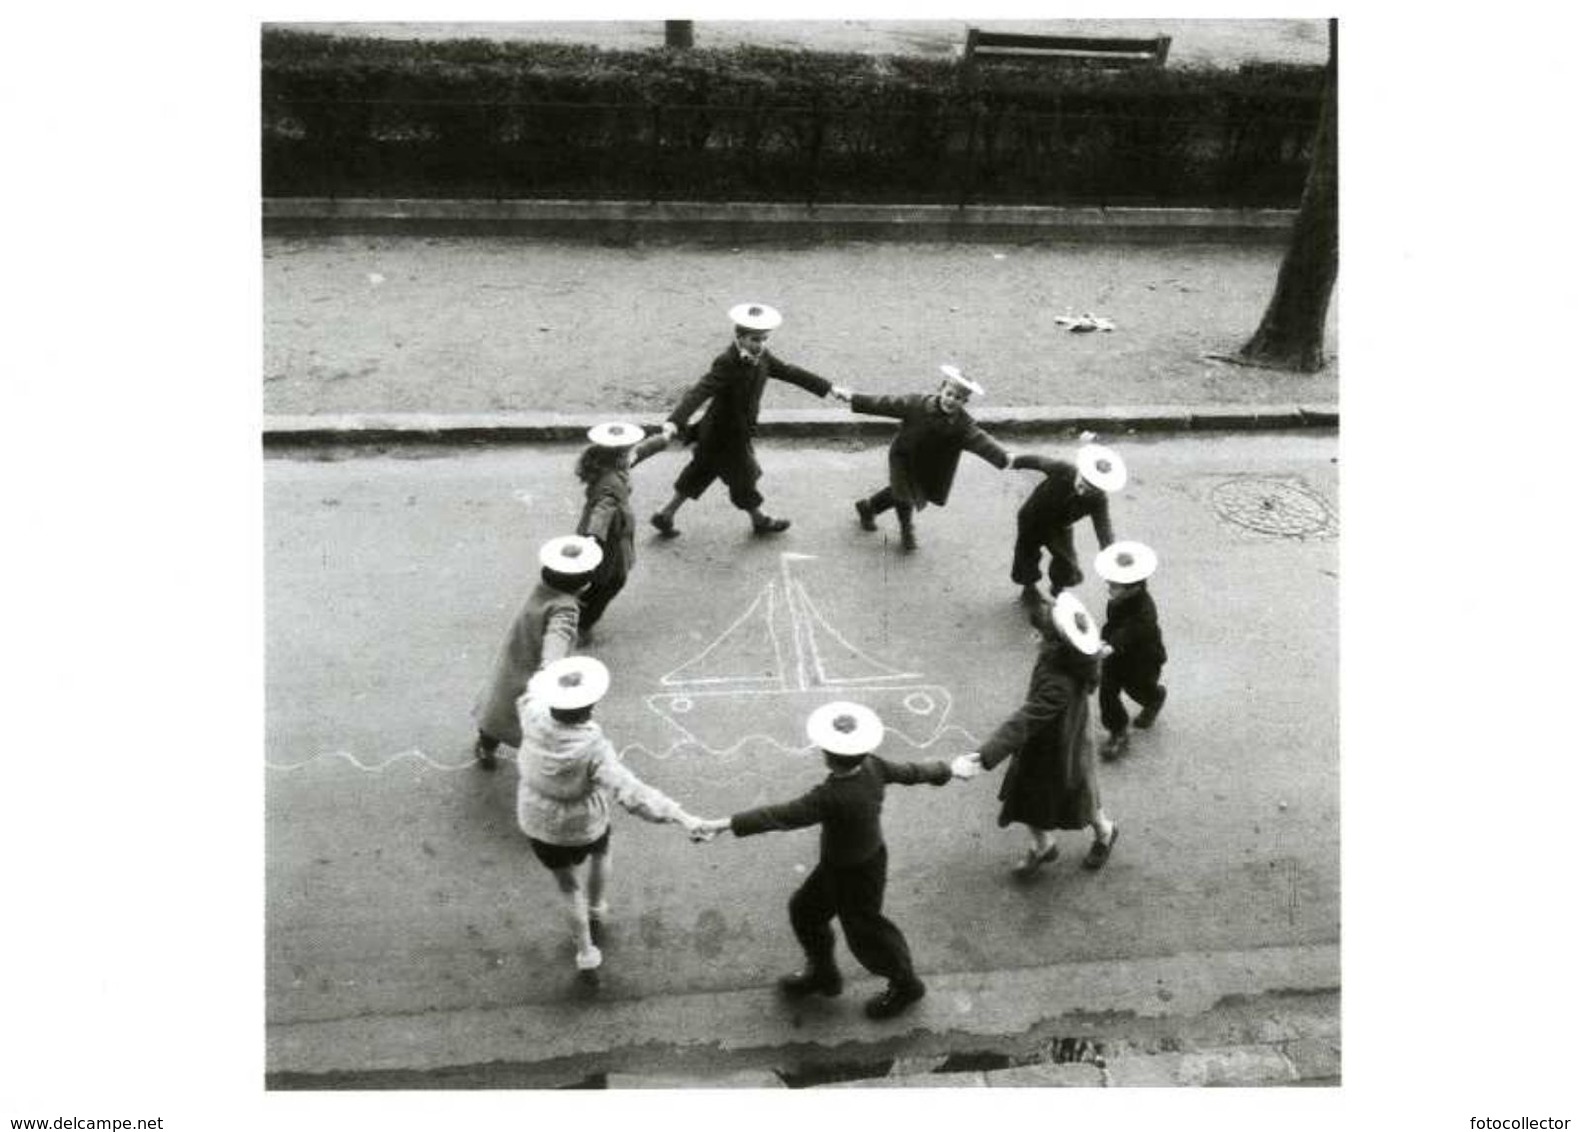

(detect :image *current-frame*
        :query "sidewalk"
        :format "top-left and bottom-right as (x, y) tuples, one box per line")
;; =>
(262, 223), (1338, 432)
(268, 944), (1339, 1088)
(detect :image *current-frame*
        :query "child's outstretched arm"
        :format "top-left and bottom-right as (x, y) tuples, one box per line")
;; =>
(1009, 452), (1062, 475)
(962, 424), (1012, 471)
(591, 753), (688, 826)
(1090, 494), (1116, 548)
(848, 392), (911, 419)
(873, 756), (953, 787)
(729, 788), (826, 836)
(629, 431), (672, 467)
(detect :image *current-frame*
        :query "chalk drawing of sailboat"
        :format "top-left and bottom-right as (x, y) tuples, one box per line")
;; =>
(644, 553), (952, 753)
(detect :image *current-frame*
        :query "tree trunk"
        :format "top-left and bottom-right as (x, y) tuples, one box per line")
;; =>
(1238, 18), (1338, 372)
(664, 21), (694, 49)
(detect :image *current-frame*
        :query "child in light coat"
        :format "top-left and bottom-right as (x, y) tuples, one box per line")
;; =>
(516, 656), (704, 979)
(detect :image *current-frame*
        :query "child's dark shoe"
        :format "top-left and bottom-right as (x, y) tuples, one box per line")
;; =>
(778, 968), (843, 999)
(864, 978), (926, 1020)
(1082, 825), (1119, 870)
(1134, 686), (1167, 729)
(1012, 843), (1059, 879)
(650, 512), (679, 538)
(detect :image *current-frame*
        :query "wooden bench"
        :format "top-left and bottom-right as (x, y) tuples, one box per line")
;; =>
(962, 28), (1172, 73)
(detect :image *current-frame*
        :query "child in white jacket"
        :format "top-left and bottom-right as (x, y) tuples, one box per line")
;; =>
(515, 656), (703, 979)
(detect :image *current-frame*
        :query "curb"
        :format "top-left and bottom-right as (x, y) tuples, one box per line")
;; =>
(596, 1000), (1341, 1089)
(267, 942), (1338, 1085)
(573, 1030), (1339, 1089)
(811, 1043), (1322, 1088)
(262, 404), (1339, 448)
(262, 198), (1298, 242)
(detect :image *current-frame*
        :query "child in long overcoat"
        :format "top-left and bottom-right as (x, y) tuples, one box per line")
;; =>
(472, 535), (603, 769)
(1008, 436), (1125, 604)
(1094, 541), (1169, 759)
(574, 422), (670, 636)
(958, 591), (1120, 875)
(848, 364), (1013, 551)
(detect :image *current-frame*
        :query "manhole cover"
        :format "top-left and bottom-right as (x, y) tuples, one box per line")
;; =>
(1211, 477), (1337, 538)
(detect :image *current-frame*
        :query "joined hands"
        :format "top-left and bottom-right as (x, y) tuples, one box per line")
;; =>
(950, 752), (984, 780)
(686, 817), (730, 843)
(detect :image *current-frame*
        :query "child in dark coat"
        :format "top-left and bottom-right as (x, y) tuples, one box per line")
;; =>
(472, 536), (603, 769)
(693, 701), (970, 1020)
(954, 591), (1120, 875)
(1008, 434), (1125, 605)
(847, 364), (1014, 552)
(1093, 541), (1169, 760)
(574, 422), (671, 637)
(651, 302), (849, 538)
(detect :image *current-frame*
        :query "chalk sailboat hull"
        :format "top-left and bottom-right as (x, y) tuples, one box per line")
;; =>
(644, 684), (952, 754)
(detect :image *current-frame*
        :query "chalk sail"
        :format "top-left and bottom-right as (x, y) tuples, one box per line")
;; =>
(645, 554), (951, 752)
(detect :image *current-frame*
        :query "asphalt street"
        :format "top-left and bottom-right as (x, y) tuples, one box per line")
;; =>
(264, 429), (1337, 1077)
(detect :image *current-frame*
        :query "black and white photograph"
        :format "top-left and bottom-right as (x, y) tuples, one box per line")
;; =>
(260, 14), (1340, 1092)
(6, 3), (1578, 1131)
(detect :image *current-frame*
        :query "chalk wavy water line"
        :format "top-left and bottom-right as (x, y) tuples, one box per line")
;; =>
(265, 748), (491, 773)
(270, 555), (991, 776)
(265, 724), (988, 775)
(622, 723), (984, 761)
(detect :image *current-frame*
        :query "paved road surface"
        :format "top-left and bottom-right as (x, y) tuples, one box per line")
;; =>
(264, 429), (1337, 1074)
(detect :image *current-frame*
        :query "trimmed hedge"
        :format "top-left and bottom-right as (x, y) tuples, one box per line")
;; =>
(261, 29), (1325, 206)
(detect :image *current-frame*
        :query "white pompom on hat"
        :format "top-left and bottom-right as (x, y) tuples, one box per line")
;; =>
(1076, 443), (1127, 493)
(728, 302), (783, 331)
(530, 656), (611, 711)
(1095, 540), (1158, 585)
(938, 363), (985, 396)
(588, 421), (644, 448)
(1052, 590), (1103, 656)
(805, 700), (884, 756)
(538, 534), (604, 575)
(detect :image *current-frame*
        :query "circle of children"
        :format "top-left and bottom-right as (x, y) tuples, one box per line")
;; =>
(471, 302), (1169, 1020)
